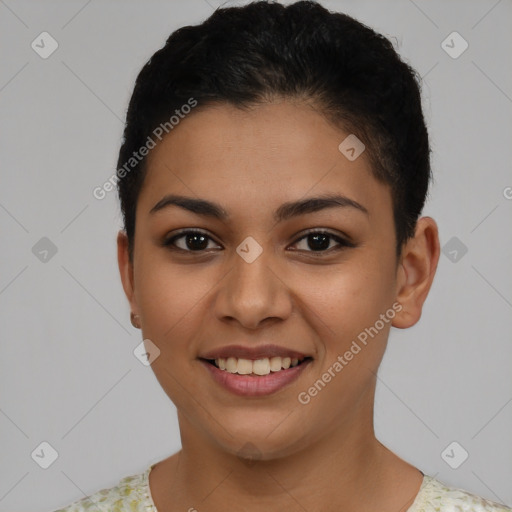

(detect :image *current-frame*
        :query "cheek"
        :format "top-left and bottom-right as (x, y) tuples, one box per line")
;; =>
(295, 264), (395, 420)
(133, 256), (213, 408)
(133, 250), (211, 351)
(297, 254), (397, 384)
(297, 255), (396, 329)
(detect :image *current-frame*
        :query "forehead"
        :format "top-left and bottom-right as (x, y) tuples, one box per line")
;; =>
(138, 101), (392, 222)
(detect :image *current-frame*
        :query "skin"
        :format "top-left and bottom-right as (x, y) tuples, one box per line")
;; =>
(117, 100), (440, 512)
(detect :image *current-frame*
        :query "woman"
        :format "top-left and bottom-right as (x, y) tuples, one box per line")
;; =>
(54, 1), (511, 510)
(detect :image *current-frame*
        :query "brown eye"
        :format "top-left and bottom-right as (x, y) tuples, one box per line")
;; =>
(163, 230), (221, 252)
(291, 230), (354, 253)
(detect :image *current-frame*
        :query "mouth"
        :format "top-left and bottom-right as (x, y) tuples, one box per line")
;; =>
(198, 345), (314, 397)
(200, 356), (313, 376)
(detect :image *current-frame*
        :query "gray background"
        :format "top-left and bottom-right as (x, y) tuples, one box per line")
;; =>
(1, 0), (511, 510)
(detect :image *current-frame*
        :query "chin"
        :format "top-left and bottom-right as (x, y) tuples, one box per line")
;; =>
(208, 414), (308, 462)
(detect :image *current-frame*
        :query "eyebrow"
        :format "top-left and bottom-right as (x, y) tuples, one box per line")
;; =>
(149, 193), (368, 222)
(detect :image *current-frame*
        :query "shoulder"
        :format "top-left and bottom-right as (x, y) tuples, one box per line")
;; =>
(412, 475), (512, 512)
(51, 467), (156, 512)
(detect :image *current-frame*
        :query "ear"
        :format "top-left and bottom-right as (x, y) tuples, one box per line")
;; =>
(392, 217), (440, 329)
(117, 230), (138, 315)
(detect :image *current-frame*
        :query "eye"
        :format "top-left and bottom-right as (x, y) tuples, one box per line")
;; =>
(163, 229), (222, 252)
(290, 230), (355, 254)
(163, 228), (354, 255)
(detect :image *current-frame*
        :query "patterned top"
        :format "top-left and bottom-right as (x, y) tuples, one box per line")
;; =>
(52, 464), (512, 512)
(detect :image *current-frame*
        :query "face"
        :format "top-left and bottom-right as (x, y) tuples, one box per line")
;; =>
(119, 100), (410, 460)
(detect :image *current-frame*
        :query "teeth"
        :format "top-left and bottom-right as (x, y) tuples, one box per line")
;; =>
(269, 356), (282, 372)
(214, 356), (304, 375)
(226, 357), (237, 373)
(237, 358), (253, 375)
(253, 359), (270, 375)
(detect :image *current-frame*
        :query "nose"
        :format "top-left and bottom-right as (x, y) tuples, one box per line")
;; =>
(213, 243), (293, 330)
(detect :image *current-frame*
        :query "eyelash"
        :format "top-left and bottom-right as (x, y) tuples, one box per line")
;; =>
(162, 228), (355, 256)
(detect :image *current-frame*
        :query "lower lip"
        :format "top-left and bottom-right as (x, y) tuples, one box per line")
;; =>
(200, 359), (312, 397)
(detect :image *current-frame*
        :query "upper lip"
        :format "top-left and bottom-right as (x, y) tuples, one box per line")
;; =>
(199, 344), (311, 361)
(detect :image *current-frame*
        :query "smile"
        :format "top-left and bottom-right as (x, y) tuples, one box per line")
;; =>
(199, 356), (313, 397)
(206, 356), (309, 375)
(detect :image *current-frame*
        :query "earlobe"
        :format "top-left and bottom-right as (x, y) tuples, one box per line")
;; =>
(117, 230), (138, 314)
(392, 217), (440, 329)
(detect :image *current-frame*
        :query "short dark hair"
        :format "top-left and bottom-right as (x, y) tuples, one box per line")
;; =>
(116, 0), (431, 262)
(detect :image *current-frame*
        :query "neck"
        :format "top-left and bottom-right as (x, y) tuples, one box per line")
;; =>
(149, 385), (423, 512)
